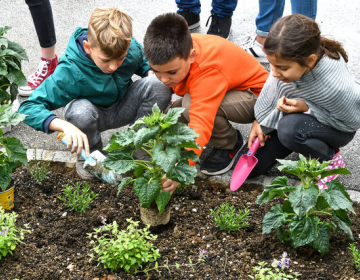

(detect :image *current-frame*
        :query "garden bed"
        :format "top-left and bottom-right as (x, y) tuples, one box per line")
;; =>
(0, 162), (359, 279)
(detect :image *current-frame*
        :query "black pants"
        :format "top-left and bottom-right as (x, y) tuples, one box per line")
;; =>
(237, 114), (356, 178)
(25, 0), (56, 48)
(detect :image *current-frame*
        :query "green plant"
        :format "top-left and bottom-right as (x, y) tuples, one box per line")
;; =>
(349, 243), (360, 271)
(88, 217), (160, 273)
(0, 26), (28, 103)
(210, 202), (250, 233)
(173, 183), (189, 195)
(257, 154), (354, 255)
(0, 207), (31, 259)
(58, 182), (97, 213)
(249, 252), (301, 279)
(103, 104), (199, 214)
(28, 147), (51, 182)
(0, 104), (27, 192)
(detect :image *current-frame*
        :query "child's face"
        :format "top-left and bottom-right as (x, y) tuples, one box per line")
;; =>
(149, 50), (196, 88)
(84, 41), (128, 74)
(267, 54), (310, 83)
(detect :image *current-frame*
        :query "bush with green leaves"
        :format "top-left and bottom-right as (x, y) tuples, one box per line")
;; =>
(0, 207), (31, 259)
(0, 26), (28, 103)
(103, 104), (199, 214)
(28, 148), (51, 182)
(58, 182), (97, 213)
(349, 243), (360, 271)
(88, 218), (160, 273)
(257, 155), (354, 255)
(0, 104), (27, 192)
(210, 202), (250, 233)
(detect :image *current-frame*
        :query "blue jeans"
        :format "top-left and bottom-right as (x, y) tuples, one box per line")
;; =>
(176, 0), (238, 17)
(237, 114), (356, 178)
(256, 0), (317, 37)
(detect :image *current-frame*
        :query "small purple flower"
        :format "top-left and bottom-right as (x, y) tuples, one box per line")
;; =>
(280, 252), (290, 269)
(1, 227), (9, 237)
(198, 248), (208, 260)
(101, 216), (107, 225)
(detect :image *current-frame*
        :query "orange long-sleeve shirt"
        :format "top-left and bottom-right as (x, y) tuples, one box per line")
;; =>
(173, 34), (268, 159)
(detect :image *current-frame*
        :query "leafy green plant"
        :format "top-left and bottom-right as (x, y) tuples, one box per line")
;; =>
(211, 202), (250, 233)
(0, 104), (27, 192)
(103, 104), (199, 214)
(28, 147), (51, 182)
(0, 207), (31, 259)
(257, 155), (353, 255)
(349, 243), (360, 271)
(88, 217), (160, 273)
(249, 252), (301, 279)
(0, 26), (28, 103)
(58, 182), (97, 213)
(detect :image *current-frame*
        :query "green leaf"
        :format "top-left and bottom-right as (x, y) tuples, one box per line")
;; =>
(318, 167), (351, 179)
(166, 162), (197, 185)
(153, 143), (181, 173)
(0, 59), (7, 75)
(7, 41), (28, 61)
(162, 107), (184, 127)
(0, 26), (12, 36)
(332, 209), (354, 240)
(133, 178), (161, 208)
(290, 215), (319, 247)
(289, 184), (318, 218)
(0, 136), (28, 165)
(155, 190), (171, 214)
(5, 67), (27, 86)
(180, 149), (199, 162)
(134, 126), (160, 149)
(312, 222), (331, 255)
(0, 37), (8, 47)
(282, 200), (294, 214)
(315, 195), (330, 211)
(162, 123), (199, 145)
(262, 204), (288, 234)
(256, 177), (296, 205)
(103, 150), (137, 174)
(105, 129), (135, 151)
(117, 177), (133, 194)
(0, 106), (26, 127)
(322, 180), (354, 214)
(0, 164), (12, 191)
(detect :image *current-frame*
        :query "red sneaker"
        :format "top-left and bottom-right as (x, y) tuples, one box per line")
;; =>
(18, 55), (58, 96)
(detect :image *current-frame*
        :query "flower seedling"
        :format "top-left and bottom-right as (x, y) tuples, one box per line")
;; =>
(88, 217), (160, 274)
(198, 248), (209, 262)
(249, 252), (301, 279)
(257, 155), (353, 255)
(28, 147), (51, 182)
(0, 207), (31, 259)
(103, 104), (199, 214)
(58, 182), (97, 213)
(211, 202), (250, 233)
(349, 243), (360, 271)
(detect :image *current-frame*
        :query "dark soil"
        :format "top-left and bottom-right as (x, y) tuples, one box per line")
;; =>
(1, 162), (359, 280)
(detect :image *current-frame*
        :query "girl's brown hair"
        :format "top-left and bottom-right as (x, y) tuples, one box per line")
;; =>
(87, 7), (132, 59)
(263, 14), (348, 66)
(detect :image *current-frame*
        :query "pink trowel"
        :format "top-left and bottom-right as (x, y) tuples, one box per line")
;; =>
(230, 137), (260, 191)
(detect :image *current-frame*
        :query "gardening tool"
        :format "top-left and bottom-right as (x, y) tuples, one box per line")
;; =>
(57, 133), (122, 186)
(230, 137), (260, 192)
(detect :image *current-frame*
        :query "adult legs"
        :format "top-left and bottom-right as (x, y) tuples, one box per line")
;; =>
(291, 0), (317, 20)
(63, 75), (172, 147)
(176, 0), (201, 14)
(255, 0), (285, 39)
(211, 0), (238, 17)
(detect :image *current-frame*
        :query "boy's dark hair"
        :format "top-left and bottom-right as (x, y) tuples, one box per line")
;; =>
(264, 14), (348, 66)
(144, 13), (193, 65)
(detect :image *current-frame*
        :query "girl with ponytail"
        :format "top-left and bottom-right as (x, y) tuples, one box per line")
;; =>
(240, 14), (360, 190)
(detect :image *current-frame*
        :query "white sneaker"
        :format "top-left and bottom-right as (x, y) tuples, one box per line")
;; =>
(242, 37), (268, 63)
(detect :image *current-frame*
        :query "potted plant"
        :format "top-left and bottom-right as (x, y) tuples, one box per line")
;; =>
(0, 26), (28, 134)
(257, 155), (353, 255)
(104, 104), (199, 226)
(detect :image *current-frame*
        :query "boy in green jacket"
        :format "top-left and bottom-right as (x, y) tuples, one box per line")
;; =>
(19, 7), (172, 179)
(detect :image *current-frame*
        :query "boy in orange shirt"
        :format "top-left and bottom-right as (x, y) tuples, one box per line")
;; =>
(144, 13), (268, 178)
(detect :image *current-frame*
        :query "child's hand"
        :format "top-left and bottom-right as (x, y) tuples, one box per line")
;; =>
(248, 120), (270, 148)
(161, 176), (180, 195)
(277, 97), (309, 114)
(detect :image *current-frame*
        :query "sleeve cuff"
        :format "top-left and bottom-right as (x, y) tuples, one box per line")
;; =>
(43, 115), (58, 134)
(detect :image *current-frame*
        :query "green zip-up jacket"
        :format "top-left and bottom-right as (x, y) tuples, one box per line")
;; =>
(19, 27), (151, 132)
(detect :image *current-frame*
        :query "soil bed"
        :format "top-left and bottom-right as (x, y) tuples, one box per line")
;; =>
(1, 162), (359, 279)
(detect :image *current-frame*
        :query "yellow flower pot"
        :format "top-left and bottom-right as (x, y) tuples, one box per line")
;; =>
(0, 185), (15, 210)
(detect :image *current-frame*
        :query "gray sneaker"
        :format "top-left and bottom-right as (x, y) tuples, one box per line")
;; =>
(76, 157), (96, 180)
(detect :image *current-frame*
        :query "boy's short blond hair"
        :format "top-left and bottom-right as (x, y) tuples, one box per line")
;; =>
(88, 7), (132, 59)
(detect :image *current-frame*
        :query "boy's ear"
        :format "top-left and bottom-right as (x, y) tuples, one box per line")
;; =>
(189, 48), (196, 63)
(83, 40), (91, 55)
(306, 54), (318, 69)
